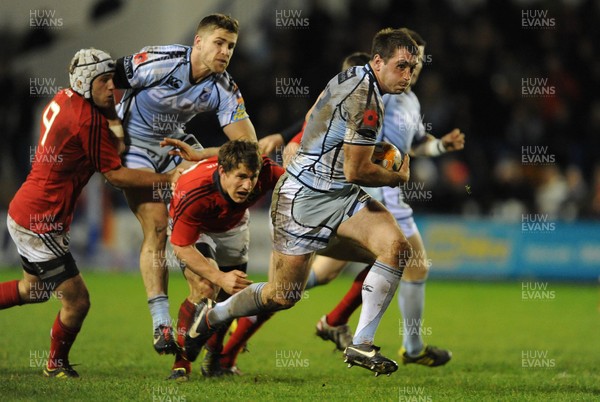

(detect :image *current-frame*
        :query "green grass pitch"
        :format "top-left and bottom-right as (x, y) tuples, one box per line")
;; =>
(0, 268), (599, 401)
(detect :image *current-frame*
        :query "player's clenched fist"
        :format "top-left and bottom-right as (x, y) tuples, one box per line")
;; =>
(441, 128), (465, 152)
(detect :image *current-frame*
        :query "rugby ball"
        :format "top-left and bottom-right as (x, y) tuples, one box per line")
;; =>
(371, 142), (403, 172)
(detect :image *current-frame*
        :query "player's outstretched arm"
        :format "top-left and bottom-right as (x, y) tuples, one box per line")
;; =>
(344, 143), (410, 187)
(172, 244), (252, 295)
(103, 166), (182, 188)
(160, 138), (218, 161)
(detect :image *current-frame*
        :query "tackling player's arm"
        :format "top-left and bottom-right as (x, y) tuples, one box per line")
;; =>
(172, 243), (251, 295)
(344, 142), (410, 187)
(103, 166), (181, 188)
(83, 109), (182, 188)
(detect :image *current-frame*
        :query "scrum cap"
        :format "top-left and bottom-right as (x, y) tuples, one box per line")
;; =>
(69, 48), (115, 99)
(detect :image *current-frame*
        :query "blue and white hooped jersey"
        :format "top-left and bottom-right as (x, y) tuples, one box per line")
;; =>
(379, 90), (427, 220)
(115, 44), (248, 145)
(286, 64), (383, 192)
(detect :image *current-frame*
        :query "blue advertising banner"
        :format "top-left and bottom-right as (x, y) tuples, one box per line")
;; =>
(416, 216), (600, 281)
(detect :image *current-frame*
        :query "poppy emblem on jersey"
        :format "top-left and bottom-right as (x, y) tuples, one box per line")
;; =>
(133, 52), (148, 65)
(363, 109), (378, 128)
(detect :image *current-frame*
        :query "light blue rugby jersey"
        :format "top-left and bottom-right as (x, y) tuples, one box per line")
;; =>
(287, 64), (383, 192)
(115, 45), (248, 144)
(379, 91), (426, 151)
(378, 90), (428, 220)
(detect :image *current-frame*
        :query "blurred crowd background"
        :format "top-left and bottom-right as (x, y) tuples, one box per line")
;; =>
(1, 0), (599, 222)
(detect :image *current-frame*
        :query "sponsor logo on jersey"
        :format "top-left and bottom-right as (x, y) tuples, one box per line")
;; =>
(199, 87), (212, 103)
(133, 52), (148, 65)
(231, 103), (248, 122)
(123, 55), (134, 79)
(338, 67), (357, 84)
(165, 76), (182, 89)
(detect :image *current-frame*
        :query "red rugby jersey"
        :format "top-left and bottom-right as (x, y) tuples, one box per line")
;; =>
(9, 89), (121, 234)
(169, 156), (284, 247)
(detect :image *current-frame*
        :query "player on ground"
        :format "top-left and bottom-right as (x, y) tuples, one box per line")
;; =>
(112, 14), (258, 354)
(160, 139), (283, 381)
(0, 49), (181, 378)
(310, 29), (464, 367)
(185, 28), (418, 376)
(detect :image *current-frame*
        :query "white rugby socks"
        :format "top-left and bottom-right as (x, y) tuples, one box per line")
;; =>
(353, 260), (402, 345)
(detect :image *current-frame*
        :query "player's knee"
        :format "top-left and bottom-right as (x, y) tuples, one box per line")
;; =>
(404, 255), (430, 278)
(270, 291), (303, 310)
(78, 297), (91, 316)
(318, 271), (337, 285)
(266, 297), (296, 311)
(263, 292), (300, 311)
(147, 223), (168, 245)
(138, 212), (169, 243)
(69, 293), (91, 317)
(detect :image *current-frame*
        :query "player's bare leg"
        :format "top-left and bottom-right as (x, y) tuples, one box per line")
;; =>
(310, 255), (348, 286)
(259, 251), (313, 309)
(398, 232), (451, 367)
(185, 252), (313, 362)
(331, 198), (412, 376)
(123, 179), (175, 355)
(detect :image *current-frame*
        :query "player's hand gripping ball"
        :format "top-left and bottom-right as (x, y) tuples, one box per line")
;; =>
(371, 142), (404, 172)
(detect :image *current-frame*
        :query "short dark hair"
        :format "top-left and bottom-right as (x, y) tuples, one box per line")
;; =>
(341, 52), (371, 71)
(218, 140), (261, 173)
(197, 14), (239, 35)
(370, 28), (418, 62)
(400, 28), (426, 47)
